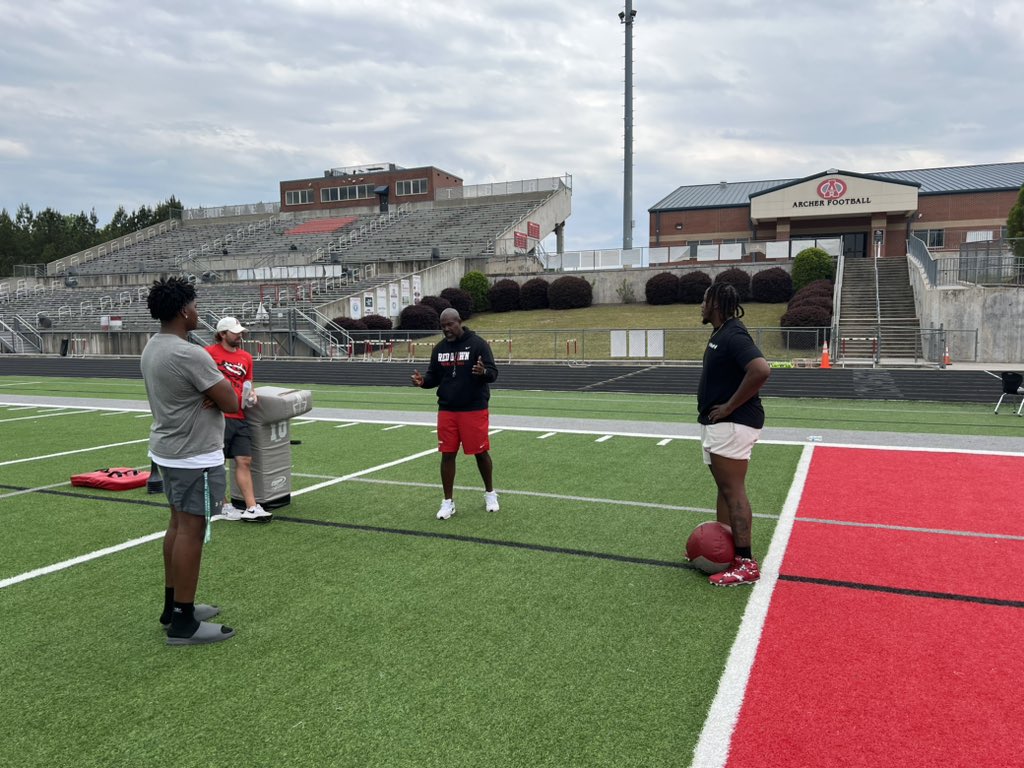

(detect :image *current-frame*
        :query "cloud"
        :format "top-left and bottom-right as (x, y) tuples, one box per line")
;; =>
(0, 0), (1021, 251)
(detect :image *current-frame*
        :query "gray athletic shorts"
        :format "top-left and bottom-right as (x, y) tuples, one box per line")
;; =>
(159, 465), (227, 517)
(224, 418), (253, 459)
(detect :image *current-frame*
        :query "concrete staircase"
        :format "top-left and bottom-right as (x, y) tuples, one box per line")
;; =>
(836, 256), (921, 362)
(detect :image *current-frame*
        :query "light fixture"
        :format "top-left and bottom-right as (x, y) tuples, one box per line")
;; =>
(674, 223), (683, 231)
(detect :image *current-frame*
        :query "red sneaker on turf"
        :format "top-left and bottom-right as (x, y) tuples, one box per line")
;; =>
(709, 557), (760, 587)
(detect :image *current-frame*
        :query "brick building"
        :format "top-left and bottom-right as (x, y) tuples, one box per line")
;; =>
(649, 162), (1024, 258)
(279, 163), (462, 215)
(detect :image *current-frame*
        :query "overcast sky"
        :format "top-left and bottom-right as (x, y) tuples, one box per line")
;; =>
(2, 0), (1022, 251)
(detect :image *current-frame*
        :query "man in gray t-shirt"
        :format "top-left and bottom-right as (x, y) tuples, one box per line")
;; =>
(141, 277), (239, 646)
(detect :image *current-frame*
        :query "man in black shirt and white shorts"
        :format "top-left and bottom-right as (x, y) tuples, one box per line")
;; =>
(697, 283), (771, 586)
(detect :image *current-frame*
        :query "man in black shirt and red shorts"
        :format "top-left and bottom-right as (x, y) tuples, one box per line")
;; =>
(697, 283), (771, 586)
(411, 308), (499, 521)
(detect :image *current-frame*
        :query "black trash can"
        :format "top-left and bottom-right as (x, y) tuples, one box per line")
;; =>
(59, 338), (70, 357)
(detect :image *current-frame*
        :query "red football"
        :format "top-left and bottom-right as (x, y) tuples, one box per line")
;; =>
(685, 522), (735, 574)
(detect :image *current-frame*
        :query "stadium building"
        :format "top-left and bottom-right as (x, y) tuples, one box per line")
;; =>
(648, 161), (1024, 259)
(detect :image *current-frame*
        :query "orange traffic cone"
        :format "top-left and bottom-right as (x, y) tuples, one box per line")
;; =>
(820, 340), (831, 369)
(943, 345), (952, 367)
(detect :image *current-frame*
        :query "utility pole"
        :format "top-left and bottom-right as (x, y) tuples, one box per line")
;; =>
(619, 2), (637, 250)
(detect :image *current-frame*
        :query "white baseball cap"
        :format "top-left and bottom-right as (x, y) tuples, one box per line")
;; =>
(216, 316), (246, 334)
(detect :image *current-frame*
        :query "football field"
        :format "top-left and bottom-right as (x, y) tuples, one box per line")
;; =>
(1, 378), (1021, 767)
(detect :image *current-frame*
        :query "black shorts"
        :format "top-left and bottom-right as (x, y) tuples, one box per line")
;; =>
(158, 465), (227, 517)
(224, 418), (253, 459)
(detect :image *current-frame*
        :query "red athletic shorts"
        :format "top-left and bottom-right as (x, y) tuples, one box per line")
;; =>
(437, 409), (490, 455)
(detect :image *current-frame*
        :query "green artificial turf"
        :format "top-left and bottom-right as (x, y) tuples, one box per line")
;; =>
(0, 406), (797, 767)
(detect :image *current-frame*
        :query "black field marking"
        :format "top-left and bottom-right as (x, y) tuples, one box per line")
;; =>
(278, 514), (698, 572)
(779, 573), (1024, 610)
(0, 484), (166, 509)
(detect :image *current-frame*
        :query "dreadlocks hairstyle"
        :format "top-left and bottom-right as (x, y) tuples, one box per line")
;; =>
(706, 282), (745, 320)
(147, 277), (196, 323)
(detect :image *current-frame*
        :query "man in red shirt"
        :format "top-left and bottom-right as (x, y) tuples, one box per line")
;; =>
(206, 317), (272, 523)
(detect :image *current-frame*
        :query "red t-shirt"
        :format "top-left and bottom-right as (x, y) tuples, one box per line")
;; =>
(205, 343), (254, 420)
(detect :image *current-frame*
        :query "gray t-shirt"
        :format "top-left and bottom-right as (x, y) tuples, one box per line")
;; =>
(140, 333), (227, 460)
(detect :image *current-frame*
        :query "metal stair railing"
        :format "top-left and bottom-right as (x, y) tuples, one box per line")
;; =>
(294, 307), (355, 357)
(0, 314), (43, 353)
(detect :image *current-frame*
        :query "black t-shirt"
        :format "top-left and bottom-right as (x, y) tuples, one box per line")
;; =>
(697, 318), (765, 428)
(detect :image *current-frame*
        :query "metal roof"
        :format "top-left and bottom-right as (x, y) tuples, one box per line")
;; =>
(650, 161), (1024, 211)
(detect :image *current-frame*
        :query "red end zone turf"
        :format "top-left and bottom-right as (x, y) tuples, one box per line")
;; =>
(726, 582), (1024, 768)
(798, 447), (1024, 535)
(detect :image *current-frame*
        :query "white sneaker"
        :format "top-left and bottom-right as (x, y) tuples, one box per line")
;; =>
(240, 504), (273, 523)
(484, 491), (500, 512)
(436, 499), (456, 520)
(218, 503), (241, 522)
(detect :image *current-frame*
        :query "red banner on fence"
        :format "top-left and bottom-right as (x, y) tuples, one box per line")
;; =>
(527, 221), (540, 239)
(514, 231), (528, 249)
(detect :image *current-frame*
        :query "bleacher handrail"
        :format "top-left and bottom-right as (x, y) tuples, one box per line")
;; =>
(45, 218), (182, 275)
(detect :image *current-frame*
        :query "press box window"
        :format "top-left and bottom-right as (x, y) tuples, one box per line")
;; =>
(396, 179), (428, 196)
(321, 184), (372, 202)
(285, 189), (313, 206)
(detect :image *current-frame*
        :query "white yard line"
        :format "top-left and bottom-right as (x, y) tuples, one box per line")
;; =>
(1, 448), (438, 591)
(690, 444), (815, 768)
(0, 438), (149, 467)
(0, 531), (166, 590)
(0, 409), (96, 424)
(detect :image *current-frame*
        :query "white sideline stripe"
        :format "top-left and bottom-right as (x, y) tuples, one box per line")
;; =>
(290, 448), (438, 497)
(0, 381), (43, 387)
(657, 438), (672, 446)
(489, 429), (503, 436)
(0, 438), (149, 467)
(0, 531), (165, 590)
(0, 409), (96, 424)
(100, 411), (132, 417)
(6, 406), (36, 411)
(690, 443), (814, 768)
(538, 432), (556, 439)
(135, 414), (151, 418)
(382, 424), (405, 431)
(333, 423), (358, 429)
(0, 479), (72, 500)
(595, 435), (613, 443)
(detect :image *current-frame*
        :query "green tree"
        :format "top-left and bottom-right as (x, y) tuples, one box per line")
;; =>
(459, 271), (491, 313)
(1007, 184), (1024, 258)
(791, 247), (835, 291)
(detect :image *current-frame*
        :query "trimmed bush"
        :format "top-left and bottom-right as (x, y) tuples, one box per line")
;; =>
(460, 271), (490, 313)
(678, 270), (712, 304)
(645, 272), (680, 305)
(519, 277), (550, 310)
(750, 267), (794, 303)
(399, 303), (440, 331)
(329, 316), (368, 354)
(787, 294), (833, 313)
(801, 279), (834, 296)
(780, 304), (832, 350)
(489, 278), (521, 313)
(361, 313), (393, 331)
(440, 287), (473, 319)
(791, 247), (834, 291)
(714, 267), (752, 301)
(548, 275), (593, 310)
(419, 295), (452, 316)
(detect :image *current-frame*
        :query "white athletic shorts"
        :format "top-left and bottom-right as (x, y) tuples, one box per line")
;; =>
(701, 422), (762, 465)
